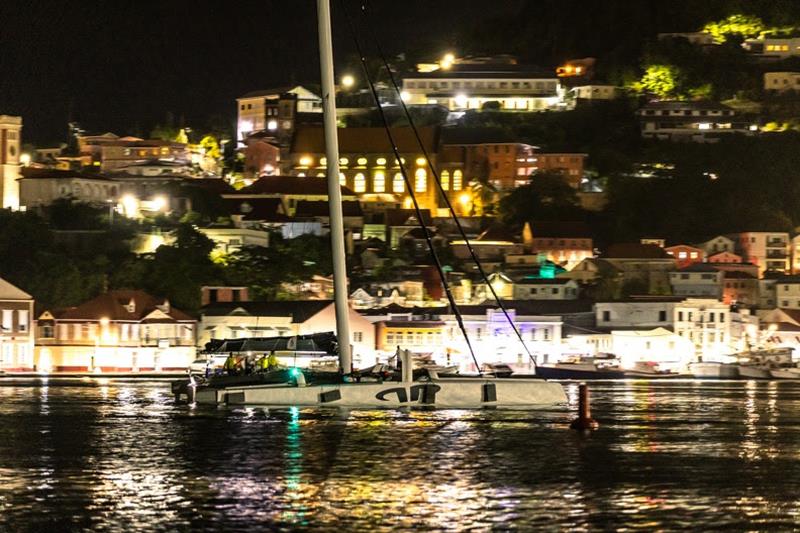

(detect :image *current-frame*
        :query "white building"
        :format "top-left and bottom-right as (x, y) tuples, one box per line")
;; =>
(611, 328), (695, 372)
(0, 115), (22, 209)
(764, 72), (800, 92)
(730, 231), (790, 275)
(402, 60), (563, 112)
(669, 264), (723, 298)
(743, 37), (800, 58)
(773, 277), (800, 309)
(511, 278), (579, 300)
(674, 298), (758, 361)
(571, 85), (620, 100)
(236, 85), (322, 143)
(595, 299), (679, 329)
(637, 101), (755, 142)
(35, 290), (196, 372)
(0, 277), (34, 371)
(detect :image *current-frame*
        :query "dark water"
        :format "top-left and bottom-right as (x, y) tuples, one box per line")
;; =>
(2, 379), (800, 531)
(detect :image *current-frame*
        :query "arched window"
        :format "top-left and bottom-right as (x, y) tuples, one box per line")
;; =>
(339, 172), (346, 186)
(354, 173), (366, 193)
(373, 171), (385, 193)
(453, 170), (463, 191)
(393, 173), (405, 193)
(440, 170), (450, 190)
(414, 168), (427, 192)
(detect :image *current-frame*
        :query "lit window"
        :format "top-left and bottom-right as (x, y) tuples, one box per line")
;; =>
(373, 171), (385, 193)
(441, 170), (450, 190)
(393, 173), (405, 193)
(339, 157), (349, 166)
(299, 156), (313, 166)
(416, 157), (426, 166)
(453, 170), (463, 190)
(354, 173), (366, 193)
(415, 168), (427, 192)
(339, 172), (346, 186)
(376, 157), (386, 166)
(357, 157), (368, 166)
(320, 157), (327, 166)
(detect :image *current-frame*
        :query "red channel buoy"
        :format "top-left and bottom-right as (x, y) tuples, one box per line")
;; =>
(570, 382), (599, 431)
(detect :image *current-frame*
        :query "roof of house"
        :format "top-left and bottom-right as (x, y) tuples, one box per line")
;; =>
(639, 100), (734, 112)
(439, 127), (520, 146)
(0, 278), (32, 300)
(774, 276), (800, 285)
(603, 243), (672, 259)
(201, 300), (332, 322)
(407, 63), (556, 80)
(477, 225), (518, 242)
(239, 85), (318, 100)
(291, 125), (439, 154)
(676, 263), (721, 273)
(458, 299), (593, 315)
(723, 271), (757, 279)
(385, 208), (433, 227)
(20, 167), (113, 181)
(225, 198), (288, 222)
(294, 200), (363, 217)
(185, 178), (238, 195)
(512, 277), (574, 285)
(51, 290), (193, 322)
(234, 176), (355, 197)
(527, 221), (593, 239)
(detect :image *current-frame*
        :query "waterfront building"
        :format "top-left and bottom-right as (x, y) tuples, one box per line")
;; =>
(198, 300), (376, 365)
(673, 298), (758, 360)
(601, 243), (677, 295)
(610, 328), (695, 372)
(0, 115), (22, 209)
(34, 290), (197, 372)
(0, 277), (34, 371)
(595, 298), (681, 330)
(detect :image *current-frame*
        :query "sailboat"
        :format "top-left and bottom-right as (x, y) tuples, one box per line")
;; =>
(192, 0), (566, 408)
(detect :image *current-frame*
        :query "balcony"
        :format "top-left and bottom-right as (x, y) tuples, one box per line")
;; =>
(767, 251), (788, 259)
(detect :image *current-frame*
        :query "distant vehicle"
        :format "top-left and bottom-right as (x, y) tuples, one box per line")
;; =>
(187, 355), (228, 374)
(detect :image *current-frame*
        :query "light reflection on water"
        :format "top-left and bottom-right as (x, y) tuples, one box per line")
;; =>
(1, 380), (800, 530)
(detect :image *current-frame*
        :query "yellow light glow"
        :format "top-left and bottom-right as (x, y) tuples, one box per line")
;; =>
(320, 157), (327, 166)
(342, 74), (355, 88)
(357, 157), (368, 166)
(403, 196), (413, 208)
(99, 317), (110, 326)
(440, 53), (455, 69)
(400, 91), (411, 102)
(121, 194), (139, 217)
(415, 157), (426, 166)
(20, 153), (31, 166)
(376, 157), (386, 166)
(458, 192), (471, 206)
(151, 195), (167, 211)
(340, 157), (349, 166)
(267, 120), (278, 130)
(299, 156), (313, 166)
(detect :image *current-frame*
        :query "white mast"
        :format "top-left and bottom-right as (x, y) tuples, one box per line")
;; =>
(317, 0), (352, 375)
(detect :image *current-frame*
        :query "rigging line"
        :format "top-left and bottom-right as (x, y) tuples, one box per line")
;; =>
(338, 0), (483, 374)
(356, 0), (538, 368)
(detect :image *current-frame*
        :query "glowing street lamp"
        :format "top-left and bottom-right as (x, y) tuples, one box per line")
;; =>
(440, 53), (455, 69)
(341, 74), (355, 89)
(19, 153), (31, 166)
(151, 195), (168, 211)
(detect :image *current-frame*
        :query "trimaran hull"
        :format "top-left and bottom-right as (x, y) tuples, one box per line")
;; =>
(195, 378), (567, 408)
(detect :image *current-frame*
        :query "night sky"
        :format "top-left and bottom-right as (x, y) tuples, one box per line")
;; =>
(0, 0), (526, 145)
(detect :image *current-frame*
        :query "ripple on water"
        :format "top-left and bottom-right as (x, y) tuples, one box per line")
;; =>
(1, 380), (800, 530)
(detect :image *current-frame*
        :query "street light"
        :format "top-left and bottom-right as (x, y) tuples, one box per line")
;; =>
(341, 74), (355, 89)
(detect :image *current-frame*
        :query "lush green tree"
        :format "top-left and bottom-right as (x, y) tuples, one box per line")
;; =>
(703, 14), (765, 43)
(630, 64), (684, 99)
(498, 173), (585, 228)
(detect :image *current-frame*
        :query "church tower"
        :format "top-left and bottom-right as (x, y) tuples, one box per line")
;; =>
(0, 115), (22, 210)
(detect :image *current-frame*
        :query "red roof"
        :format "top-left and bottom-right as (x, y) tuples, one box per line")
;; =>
(235, 176), (355, 196)
(52, 290), (194, 322)
(291, 126), (439, 154)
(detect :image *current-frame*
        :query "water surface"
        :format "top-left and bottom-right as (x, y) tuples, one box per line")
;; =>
(1, 379), (799, 531)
